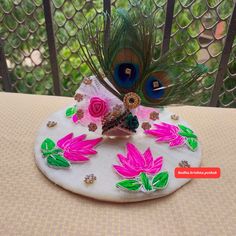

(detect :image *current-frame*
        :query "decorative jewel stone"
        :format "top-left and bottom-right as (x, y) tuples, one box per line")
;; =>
(123, 92), (141, 110)
(141, 122), (151, 130)
(171, 114), (179, 120)
(149, 111), (159, 121)
(88, 122), (97, 132)
(74, 93), (83, 102)
(84, 174), (97, 184)
(83, 77), (92, 85)
(179, 160), (190, 168)
(47, 121), (57, 128)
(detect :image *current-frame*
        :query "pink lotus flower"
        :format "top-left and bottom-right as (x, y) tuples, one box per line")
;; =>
(88, 97), (108, 118)
(145, 122), (185, 147)
(113, 143), (163, 179)
(57, 133), (103, 162)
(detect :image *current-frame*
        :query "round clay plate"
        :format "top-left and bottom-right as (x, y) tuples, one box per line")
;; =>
(34, 108), (201, 203)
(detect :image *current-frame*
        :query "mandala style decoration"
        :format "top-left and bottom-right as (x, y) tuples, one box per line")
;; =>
(41, 133), (102, 169)
(145, 122), (198, 151)
(113, 143), (169, 193)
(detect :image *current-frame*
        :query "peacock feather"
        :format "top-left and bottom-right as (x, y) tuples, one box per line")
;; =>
(77, 5), (208, 108)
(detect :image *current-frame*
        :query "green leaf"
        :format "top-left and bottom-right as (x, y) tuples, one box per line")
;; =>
(41, 138), (55, 151)
(47, 154), (70, 169)
(42, 148), (62, 157)
(186, 138), (198, 151)
(65, 106), (76, 117)
(116, 179), (141, 191)
(140, 172), (152, 191)
(152, 171), (169, 189)
(178, 124), (194, 134)
(178, 131), (197, 139)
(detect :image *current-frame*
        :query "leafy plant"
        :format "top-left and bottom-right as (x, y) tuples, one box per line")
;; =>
(0, 0), (235, 107)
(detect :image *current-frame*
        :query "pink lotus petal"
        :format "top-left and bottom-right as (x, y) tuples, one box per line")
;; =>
(126, 143), (145, 168)
(169, 135), (185, 147)
(156, 135), (176, 142)
(67, 148), (97, 155)
(117, 154), (127, 163)
(64, 151), (90, 162)
(113, 165), (139, 179)
(57, 133), (73, 149)
(69, 137), (103, 150)
(143, 148), (154, 169)
(117, 154), (140, 173)
(72, 114), (79, 123)
(146, 156), (163, 175)
(67, 134), (86, 147)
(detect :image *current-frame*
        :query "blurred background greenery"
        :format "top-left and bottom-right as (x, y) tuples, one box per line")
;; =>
(0, 0), (235, 107)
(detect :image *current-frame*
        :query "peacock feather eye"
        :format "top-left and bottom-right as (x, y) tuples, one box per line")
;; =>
(114, 63), (139, 89)
(143, 72), (169, 103)
(112, 48), (142, 92)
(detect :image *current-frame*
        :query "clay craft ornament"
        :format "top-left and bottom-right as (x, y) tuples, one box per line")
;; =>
(34, 6), (206, 202)
(145, 122), (198, 151)
(114, 143), (169, 193)
(35, 105), (201, 202)
(41, 133), (103, 168)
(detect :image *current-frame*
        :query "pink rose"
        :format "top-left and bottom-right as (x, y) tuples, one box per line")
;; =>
(88, 97), (108, 118)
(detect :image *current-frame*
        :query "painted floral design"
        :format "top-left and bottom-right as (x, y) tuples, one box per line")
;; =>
(114, 143), (169, 192)
(145, 122), (198, 151)
(41, 133), (102, 168)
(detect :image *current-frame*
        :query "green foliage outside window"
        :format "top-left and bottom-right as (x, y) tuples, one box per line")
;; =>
(0, 0), (235, 107)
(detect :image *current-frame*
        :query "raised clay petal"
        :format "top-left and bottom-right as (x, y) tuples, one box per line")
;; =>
(67, 148), (97, 155)
(143, 148), (154, 169)
(117, 154), (140, 173)
(126, 143), (145, 168)
(57, 133), (74, 149)
(146, 156), (163, 175)
(156, 135), (176, 142)
(169, 135), (185, 147)
(72, 114), (79, 123)
(113, 165), (140, 178)
(67, 134), (86, 146)
(64, 151), (89, 162)
(69, 137), (102, 150)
